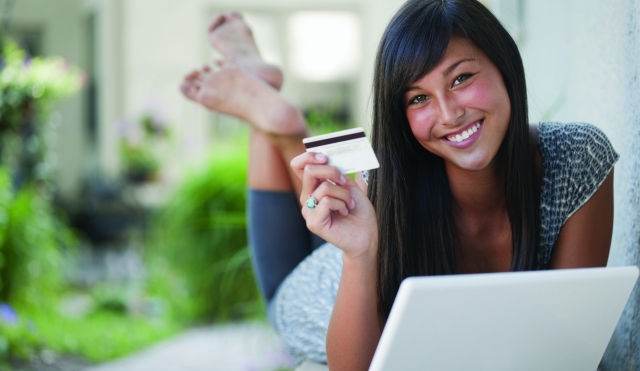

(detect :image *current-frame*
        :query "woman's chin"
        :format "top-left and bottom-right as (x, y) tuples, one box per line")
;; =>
(446, 155), (495, 173)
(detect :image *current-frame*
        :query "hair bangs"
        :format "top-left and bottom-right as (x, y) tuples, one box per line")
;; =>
(381, 0), (455, 99)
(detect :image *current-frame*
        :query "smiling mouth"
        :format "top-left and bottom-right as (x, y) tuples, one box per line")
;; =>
(445, 120), (483, 143)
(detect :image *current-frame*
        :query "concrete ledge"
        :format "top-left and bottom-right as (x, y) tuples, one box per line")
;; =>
(295, 361), (329, 371)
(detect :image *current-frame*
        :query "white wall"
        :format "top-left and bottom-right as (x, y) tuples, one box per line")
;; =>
(110, 0), (405, 187)
(511, 0), (640, 368)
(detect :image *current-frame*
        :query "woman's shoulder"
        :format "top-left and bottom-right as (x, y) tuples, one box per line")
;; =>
(537, 121), (619, 180)
(536, 122), (619, 268)
(537, 122), (616, 155)
(537, 122), (619, 171)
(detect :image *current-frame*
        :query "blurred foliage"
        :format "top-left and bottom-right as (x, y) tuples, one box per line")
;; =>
(0, 41), (85, 115)
(0, 306), (44, 365)
(305, 106), (353, 135)
(120, 141), (161, 182)
(119, 111), (171, 183)
(0, 167), (71, 309)
(26, 306), (180, 363)
(0, 38), (85, 188)
(146, 138), (263, 323)
(0, 38), (87, 366)
(0, 166), (78, 367)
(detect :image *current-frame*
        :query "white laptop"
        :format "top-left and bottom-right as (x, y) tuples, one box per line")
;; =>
(369, 266), (638, 371)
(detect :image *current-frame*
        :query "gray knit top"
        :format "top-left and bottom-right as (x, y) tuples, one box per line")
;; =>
(272, 122), (619, 364)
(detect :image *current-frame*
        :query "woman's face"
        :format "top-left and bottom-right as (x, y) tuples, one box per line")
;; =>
(404, 37), (511, 172)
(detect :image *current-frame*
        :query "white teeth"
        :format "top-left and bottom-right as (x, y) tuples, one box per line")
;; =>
(447, 122), (482, 142)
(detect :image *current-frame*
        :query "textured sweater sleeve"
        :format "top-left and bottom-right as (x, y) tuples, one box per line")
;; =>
(538, 122), (619, 267)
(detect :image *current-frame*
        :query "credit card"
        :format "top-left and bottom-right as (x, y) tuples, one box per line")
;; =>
(303, 127), (380, 174)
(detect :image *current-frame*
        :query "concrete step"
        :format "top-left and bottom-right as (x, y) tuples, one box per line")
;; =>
(84, 322), (295, 371)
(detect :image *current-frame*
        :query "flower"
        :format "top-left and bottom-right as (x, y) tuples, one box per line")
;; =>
(0, 303), (18, 324)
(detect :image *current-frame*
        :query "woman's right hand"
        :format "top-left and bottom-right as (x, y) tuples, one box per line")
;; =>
(290, 152), (378, 259)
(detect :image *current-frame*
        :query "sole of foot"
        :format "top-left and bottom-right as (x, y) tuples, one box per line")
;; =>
(181, 65), (305, 137)
(207, 12), (283, 90)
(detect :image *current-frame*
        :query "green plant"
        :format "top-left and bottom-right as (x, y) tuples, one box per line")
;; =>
(0, 40), (85, 128)
(120, 141), (161, 182)
(0, 168), (71, 308)
(146, 139), (263, 323)
(23, 306), (181, 363)
(118, 111), (171, 183)
(0, 305), (44, 365)
(305, 107), (353, 135)
(0, 166), (79, 366)
(0, 38), (84, 366)
(0, 39), (85, 188)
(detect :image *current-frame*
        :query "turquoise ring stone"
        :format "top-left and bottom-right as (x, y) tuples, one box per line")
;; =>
(306, 195), (318, 210)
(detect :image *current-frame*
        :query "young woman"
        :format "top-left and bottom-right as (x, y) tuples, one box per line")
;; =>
(181, 1), (618, 370)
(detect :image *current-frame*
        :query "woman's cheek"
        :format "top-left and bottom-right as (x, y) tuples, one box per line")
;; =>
(461, 74), (509, 112)
(407, 108), (435, 140)
(459, 81), (493, 108)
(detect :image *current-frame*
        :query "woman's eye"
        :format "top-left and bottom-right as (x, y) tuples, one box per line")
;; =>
(409, 95), (427, 105)
(453, 73), (473, 87)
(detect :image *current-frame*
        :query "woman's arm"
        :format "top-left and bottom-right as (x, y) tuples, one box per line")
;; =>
(548, 169), (614, 268)
(290, 153), (383, 370)
(326, 239), (382, 371)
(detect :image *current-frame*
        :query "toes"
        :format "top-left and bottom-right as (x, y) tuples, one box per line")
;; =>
(227, 11), (243, 21)
(207, 13), (228, 33)
(186, 70), (200, 79)
(215, 59), (234, 69)
(179, 81), (199, 101)
(208, 11), (243, 33)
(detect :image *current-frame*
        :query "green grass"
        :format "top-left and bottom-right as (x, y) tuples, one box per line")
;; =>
(24, 307), (182, 363)
(146, 135), (266, 324)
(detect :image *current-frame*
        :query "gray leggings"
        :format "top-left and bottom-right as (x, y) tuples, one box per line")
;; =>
(247, 189), (325, 305)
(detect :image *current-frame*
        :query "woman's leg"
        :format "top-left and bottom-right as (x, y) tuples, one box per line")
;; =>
(180, 62), (324, 304)
(247, 129), (324, 303)
(183, 15), (338, 363)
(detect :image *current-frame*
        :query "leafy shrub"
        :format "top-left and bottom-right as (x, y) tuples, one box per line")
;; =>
(0, 39), (85, 188)
(0, 166), (77, 366)
(0, 305), (44, 364)
(305, 107), (352, 135)
(0, 168), (69, 308)
(146, 141), (263, 323)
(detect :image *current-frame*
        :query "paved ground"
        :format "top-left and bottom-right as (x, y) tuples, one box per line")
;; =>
(83, 322), (296, 371)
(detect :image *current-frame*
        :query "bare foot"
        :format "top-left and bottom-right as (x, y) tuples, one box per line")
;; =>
(207, 12), (283, 90)
(179, 65), (306, 136)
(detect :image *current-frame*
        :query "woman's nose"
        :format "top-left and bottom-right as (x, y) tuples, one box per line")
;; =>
(437, 95), (464, 126)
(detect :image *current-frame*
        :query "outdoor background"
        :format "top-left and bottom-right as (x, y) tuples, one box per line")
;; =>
(0, 0), (638, 370)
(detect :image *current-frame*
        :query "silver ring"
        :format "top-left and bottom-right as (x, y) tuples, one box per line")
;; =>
(306, 195), (318, 210)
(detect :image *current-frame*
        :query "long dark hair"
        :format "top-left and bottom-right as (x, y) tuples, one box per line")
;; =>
(368, 0), (540, 317)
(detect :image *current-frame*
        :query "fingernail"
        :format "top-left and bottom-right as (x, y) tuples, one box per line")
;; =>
(339, 175), (346, 185)
(340, 208), (349, 216)
(350, 199), (356, 209)
(315, 153), (326, 162)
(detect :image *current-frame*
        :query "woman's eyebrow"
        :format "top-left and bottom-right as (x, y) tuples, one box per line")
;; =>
(404, 86), (419, 94)
(444, 58), (475, 76)
(403, 57), (476, 93)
